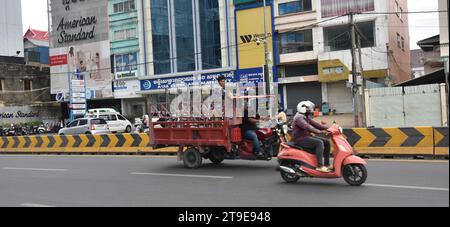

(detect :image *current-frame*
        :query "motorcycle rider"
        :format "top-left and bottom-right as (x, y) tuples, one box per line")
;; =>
(292, 101), (332, 173)
(277, 104), (287, 124)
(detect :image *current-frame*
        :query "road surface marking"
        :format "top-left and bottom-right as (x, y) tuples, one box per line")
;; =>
(2, 167), (68, 172)
(366, 184), (449, 192)
(131, 172), (233, 179)
(21, 203), (55, 207)
(366, 159), (448, 164)
(0, 154), (177, 159)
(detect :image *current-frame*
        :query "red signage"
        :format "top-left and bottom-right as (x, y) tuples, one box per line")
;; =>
(50, 54), (68, 66)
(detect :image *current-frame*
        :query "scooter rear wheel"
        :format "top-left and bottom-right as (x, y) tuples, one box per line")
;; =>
(280, 163), (300, 183)
(343, 164), (367, 186)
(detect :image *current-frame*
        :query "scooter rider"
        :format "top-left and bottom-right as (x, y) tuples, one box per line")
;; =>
(292, 101), (332, 173)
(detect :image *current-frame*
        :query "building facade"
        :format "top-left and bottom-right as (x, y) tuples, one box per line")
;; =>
(0, 0), (24, 58)
(274, 0), (411, 115)
(109, 0), (146, 119)
(439, 0), (449, 59)
(23, 28), (50, 66)
(48, 0), (415, 123)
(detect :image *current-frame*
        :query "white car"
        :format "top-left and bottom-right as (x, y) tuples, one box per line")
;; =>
(86, 110), (133, 133)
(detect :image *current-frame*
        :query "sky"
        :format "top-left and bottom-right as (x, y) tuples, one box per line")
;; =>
(21, 0), (442, 50)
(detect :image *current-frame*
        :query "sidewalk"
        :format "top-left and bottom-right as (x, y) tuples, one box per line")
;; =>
(314, 114), (355, 128)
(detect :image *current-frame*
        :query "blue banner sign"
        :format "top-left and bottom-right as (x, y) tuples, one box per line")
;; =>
(140, 68), (264, 91)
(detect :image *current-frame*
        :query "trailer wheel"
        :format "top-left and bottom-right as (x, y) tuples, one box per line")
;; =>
(183, 148), (203, 169)
(209, 147), (226, 164)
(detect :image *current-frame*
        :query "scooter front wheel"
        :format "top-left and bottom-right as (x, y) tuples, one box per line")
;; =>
(343, 164), (367, 186)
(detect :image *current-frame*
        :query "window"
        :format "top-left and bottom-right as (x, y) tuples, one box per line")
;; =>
(321, 0), (374, 18)
(397, 33), (404, 50)
(118, 115), (127, 120)
(91, 119), (107, 125)
(114, 28), (137, 41)
(280, 29), (313, 54)
(23, 79), (32, 91)
(69, 121), (79, 128)
(79, 120), (88, 126)
(285, 63), (318, 77)
(0, 79), (4, 92)
(395, 1), (404, 20)
(323, 68), (333, 75)
(199, 0), (222, 70)
(279, 0), (312, 15)
(151, 0), (171, 75)
(175, 0), (196, 73)
(113, 0), (136, 13)
(115, 52), (138, 78)
(151, 0), (223, 74)
(399, 7), (403, 20)
(324, 21), (375, 51)
(100, 115), (117, 121)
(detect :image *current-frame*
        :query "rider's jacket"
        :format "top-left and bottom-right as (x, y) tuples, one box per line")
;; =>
(291, 113), (328, 142)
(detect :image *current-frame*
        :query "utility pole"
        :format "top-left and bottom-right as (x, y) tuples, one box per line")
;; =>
(356, 34), (366, 127)
(445, 59), (449, 126)
(350, 12), (360, 128)
(263, 0), (271, 97)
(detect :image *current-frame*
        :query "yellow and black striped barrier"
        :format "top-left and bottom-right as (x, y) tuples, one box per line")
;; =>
(0, 127), (448, 156)
(343, 127), (448, 156)
(434, 127), (449, 156)
(0, 134), (176, 153)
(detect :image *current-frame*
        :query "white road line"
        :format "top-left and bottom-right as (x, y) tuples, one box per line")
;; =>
(21, 203), (55, 207)
(366, 184), (449, 192)
(2, 167), (68, 172)
(131, 172), (233, 179)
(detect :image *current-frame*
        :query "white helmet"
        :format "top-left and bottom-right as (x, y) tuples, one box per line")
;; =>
(297, 101), (315, 114)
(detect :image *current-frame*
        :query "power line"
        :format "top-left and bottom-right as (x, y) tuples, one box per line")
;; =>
(358, 10), (448, 15)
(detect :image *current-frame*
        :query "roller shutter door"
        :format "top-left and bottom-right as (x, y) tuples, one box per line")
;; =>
(327, 82), (353, 114)
(286, 82), (322, 113)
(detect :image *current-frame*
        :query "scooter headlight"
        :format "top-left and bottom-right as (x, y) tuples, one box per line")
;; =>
(339, 127), (344, 134)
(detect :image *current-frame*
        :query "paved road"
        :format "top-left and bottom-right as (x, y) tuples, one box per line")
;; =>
(0, 155), (448, 207)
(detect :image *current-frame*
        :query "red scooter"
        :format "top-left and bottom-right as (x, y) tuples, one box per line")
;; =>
(277, 123), (368, 186)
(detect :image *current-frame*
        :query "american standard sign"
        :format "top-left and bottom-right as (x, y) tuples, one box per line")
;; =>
(50, 0), (109, 48)
(57, 16), (97, 44)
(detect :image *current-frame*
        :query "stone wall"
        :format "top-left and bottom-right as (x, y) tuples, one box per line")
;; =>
(0, 63), (61, 125)
(0, 63), (52, 105)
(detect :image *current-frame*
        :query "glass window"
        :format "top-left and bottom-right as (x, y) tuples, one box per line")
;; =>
(69, 121), (79, 127)
(111, 115), (118, 121)
(79, 120), (88, 126)
(279, 0), (311, 16)
(113, 0), (135, 13)
(199, 0), (222, 70)
(323, 68), (333, 75)
(115, 28), (137, 41)
(151, 0), (171, 75)
(280, 29), (313, 54)
(115, 52), (138, 78)
(323, 21), (374, 51)
(91, 119), (108, 125)
(115, 30), (125, 41)
(175, 0), (196, 72)
(118, 115), (127, 120)
(335, 67), (344, 74)
(321, 0), (374, 18)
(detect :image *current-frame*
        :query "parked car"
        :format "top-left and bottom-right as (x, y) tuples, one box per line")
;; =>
(58, 118), (110, 135)
(86, 109), (133, 133)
